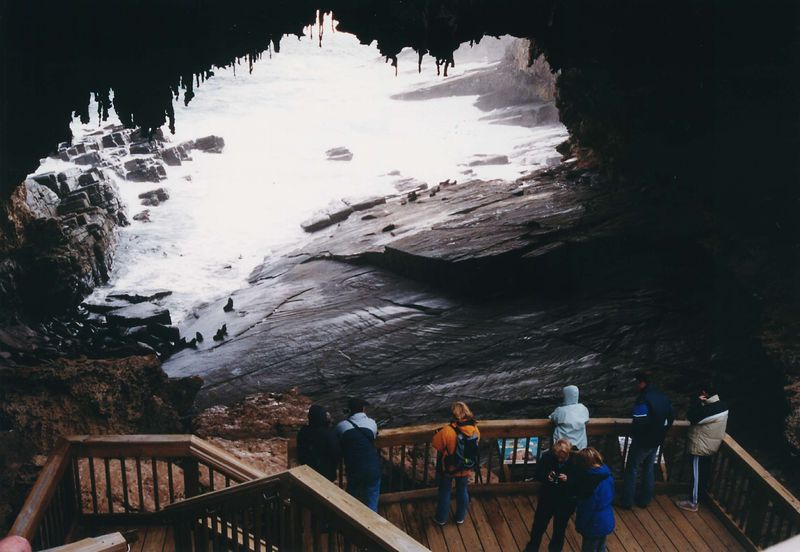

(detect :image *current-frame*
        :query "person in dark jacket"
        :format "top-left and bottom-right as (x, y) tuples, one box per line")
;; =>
(296, 404), (341, 482)
(525, 439), (577, 552)
(334, 398), (381, 512)
(676, 384), (729, 512)
(621, 371), (675, 509)
(574, 447), (615, 552)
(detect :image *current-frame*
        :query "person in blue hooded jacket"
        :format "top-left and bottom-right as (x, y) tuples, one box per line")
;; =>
(549, 385), (590, 450)
(574, 447), (615, 552)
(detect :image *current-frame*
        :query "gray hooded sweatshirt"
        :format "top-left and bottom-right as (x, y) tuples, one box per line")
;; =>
(549, 385), (590, 450)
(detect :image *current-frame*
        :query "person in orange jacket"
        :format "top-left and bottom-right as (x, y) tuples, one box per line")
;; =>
(432, 401), (480, 525)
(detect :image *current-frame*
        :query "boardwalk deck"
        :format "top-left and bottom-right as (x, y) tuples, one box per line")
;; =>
(379, 493), (747, 552)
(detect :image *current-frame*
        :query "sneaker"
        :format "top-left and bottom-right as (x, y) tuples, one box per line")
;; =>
(675, 499), (698, 512)
(455, 519), (465, 525)
(433, 517), (446, 526)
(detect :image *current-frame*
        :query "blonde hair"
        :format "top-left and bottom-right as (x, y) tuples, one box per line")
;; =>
(576, 447), (604, 468)
(451, 401), (474, 421)
(553, 439), (572, 454)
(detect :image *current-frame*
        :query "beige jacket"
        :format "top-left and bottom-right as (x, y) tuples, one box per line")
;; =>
(687, 395), (729, 456)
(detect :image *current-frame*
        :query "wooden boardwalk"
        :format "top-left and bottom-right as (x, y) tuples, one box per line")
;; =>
(379, 493), (746, 552)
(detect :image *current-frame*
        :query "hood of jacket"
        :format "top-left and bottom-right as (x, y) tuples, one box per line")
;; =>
(307, 404), (329, 428)
(563, 385), (579, 405)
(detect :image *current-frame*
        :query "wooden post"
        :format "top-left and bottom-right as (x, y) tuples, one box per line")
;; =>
(184, 458), (200, 499)
(745, 482), (770, 546)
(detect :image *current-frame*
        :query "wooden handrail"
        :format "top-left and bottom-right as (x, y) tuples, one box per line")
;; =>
(288, 466), (429, 551)
(162, 472), (287, 515)
(41, 532), (128, 552)
(188, 436), (267, 481)
(10, 439), (73, 543)
(66, 434), (193, 458)
(374, 417), (690, 447)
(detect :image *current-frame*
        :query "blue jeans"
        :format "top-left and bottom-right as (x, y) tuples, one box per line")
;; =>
(435, 474), (469, 523)
(347, 472), (381, 512)
(622, 443), (657, 508)
(581, 535), (607, 552)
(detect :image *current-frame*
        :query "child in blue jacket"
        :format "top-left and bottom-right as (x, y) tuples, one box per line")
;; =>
(574, 447), (615, 552)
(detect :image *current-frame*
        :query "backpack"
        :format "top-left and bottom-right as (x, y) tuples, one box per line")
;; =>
(444, 425), (479, 473)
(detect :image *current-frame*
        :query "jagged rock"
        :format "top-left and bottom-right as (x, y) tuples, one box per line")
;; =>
(73, 152), (102, 166)
(106, 303), (171, 327)
(467, 154), (510, 166)
(192, 135), (225, 153)
(82, 299), (130, 314)
(223, 298), (234, 312)
(147, 323), (180, 343)
(346, 196), (387, 212)
(107, 289), (172, 303)
(160, 148), (182, 166)
(23, 180), (59, 218)
(31, 173), (61, 197)
(195, 331), (204, 343)
(301, 214), (333, 233)
(130, 141), (158, 155)
(56, 198), (90, 215)
(326, 147), (353, 161)
(124, 159), (166, 183)
(132, 210), (151, 222)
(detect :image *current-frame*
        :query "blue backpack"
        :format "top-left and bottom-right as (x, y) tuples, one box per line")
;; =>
(444, 425), (479, 473)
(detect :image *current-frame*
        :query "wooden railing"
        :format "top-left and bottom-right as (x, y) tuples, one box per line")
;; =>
(11, 435), (266, 550)
(289, 418), (694, 499)
(164, 465), (429, 552)
(707, 436), (800, 550)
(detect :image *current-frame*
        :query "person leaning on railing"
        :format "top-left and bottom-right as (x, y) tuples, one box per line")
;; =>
(549, 385), (590, 450)
(620, 371), (675, 509)
(335, 397), (381, 512)
(297, 404), (341, 482)
(675, 383), (729, 512)
(431, 401), (480, 526)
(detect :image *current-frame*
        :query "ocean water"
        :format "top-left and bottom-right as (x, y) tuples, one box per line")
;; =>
(35, 17), (567, 322)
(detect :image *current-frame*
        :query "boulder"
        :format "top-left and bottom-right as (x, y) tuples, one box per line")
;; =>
(138, 188), (169, 206)
(192, 135), (225, 153)
(130, 141), (158, 154)
(132, 210), (151, 223)
(467, 154), (510, 166)
(326, 147), (353, 161)
(31, 173), (61, 197)
(160, 148), (182, 166)
(106, 303), (172, 327)
(56, 198), (90, 216)
(301, 214), (333, 233)
(346, 196), (387, 212)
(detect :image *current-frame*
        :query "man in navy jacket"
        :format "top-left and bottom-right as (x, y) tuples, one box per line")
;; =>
(620, 371), (675, 509)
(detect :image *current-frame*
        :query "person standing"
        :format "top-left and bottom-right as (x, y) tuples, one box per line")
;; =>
(574, 447), (615, 552)
(621, 371), (675, 509)
(432, 401), (480, 525)
(550, 385), (590, 450)
(335, 398), (381, 512)
(524, 439), (577, 552)
(676, 384), (729, 512)
(296, 404), (341, 482)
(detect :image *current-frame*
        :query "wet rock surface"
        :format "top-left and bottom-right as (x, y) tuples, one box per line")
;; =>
(166, 164), (711, 425)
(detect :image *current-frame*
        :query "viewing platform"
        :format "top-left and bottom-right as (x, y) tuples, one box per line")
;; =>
(10, 419), (800, 551)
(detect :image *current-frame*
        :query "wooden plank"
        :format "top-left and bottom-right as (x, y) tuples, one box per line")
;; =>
(467, 496), (501, 552)
(383, 503), (406, 533)
(495, 495), (529, 550)
(162, 526), (176, 552)
(617, 506), (660, 550)
(697, 499), (751, 551)
(142, 526), (167, 552)
(477, 496), (519, 552)
(130, 526), (148, 552)
(416, 500), (447, 552)
(452, 500), (483, 552)
(610, 507), (645, 552)
(630, 506), (678, 551)
(521, 495), (554, 551)
(649, 496), (705, 552)
(189, 437), (267, 482)
(673, 500), (741, 552)
(401, 501), (429, 549)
